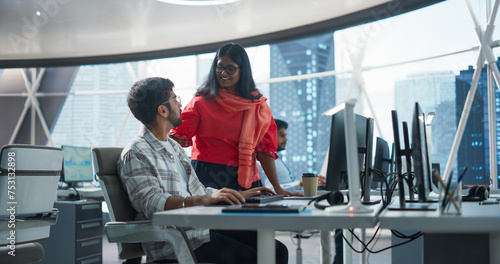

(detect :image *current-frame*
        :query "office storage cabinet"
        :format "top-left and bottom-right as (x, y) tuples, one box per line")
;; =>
(40, 200), (103, 264)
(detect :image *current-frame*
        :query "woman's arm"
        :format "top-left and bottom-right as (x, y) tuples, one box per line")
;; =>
(256, 152), (290, 196)
(169, 135), (187, 146)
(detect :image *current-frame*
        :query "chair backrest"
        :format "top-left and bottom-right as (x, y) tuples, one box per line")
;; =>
(0, 144), (62, 216)
(0, 144), (62, 263)
(92, 147), (145, 260)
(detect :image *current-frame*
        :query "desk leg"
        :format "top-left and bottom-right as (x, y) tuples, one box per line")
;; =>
(491, 232), (500, 263)
(343, 229), (352, 264)
(360, 228), (366, 264)
(258, 229), (275, 264)
(320, 230), (331, 264)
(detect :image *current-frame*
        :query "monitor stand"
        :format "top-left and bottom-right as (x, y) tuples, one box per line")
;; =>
(387, 202), (437, 211)
(362, 199), (381, 205)
(406, 198), (439, 203)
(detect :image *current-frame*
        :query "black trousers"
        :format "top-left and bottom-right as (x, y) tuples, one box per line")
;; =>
(192, 160), (261, 190)
(194, 230), (288, 264)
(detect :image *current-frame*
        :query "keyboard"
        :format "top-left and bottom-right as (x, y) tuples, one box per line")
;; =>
(245, 194), (285, 204)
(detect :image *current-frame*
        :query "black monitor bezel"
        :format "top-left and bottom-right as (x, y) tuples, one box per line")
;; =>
(411, 102), (432, 203)
(391, 110), (406, 207)
(362, 118), (374, 203)
(325, 109), (369, 193)
(373, 137), (390, 177)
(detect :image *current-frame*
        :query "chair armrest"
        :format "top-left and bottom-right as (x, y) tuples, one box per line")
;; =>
(0, 209), (58, 232)
(105, 220), (162, 243)
(105, 220), (196, 243)
(105, 221), (198, 264)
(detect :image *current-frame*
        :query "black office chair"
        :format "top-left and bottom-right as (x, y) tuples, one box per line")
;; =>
(92, 147), (202, 264)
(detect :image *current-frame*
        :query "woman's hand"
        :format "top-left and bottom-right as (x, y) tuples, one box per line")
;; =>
(274, 187), (303, 197)
(240, 187), (276, 199)
(318, 175), (327, 186)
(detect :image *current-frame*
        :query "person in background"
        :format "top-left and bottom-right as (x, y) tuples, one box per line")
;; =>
(169, 42), (295, 196)
(258, 118), (326, 192)
(118, 77), (288, 264)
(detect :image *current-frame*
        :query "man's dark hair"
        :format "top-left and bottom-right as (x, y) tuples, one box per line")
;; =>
(196, 42), (261, 100)
(274, 119), (288, 130)
(127, 77), (174, 125)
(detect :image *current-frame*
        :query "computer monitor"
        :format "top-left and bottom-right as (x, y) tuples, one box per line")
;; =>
(372, 137), (391, 184)
(389, 107), (436, 211)
(402, 121), (415, 201)
(391, 110), (406, 207)
(411, 102), (433, 202)
(325, 109), (373, 200)
(61, 145), (94, 188)
(362, 118), (374, 203)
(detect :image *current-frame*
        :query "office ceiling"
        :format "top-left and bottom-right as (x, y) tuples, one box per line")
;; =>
(0, 0), (443, 68)
(0, 0), (443, 147)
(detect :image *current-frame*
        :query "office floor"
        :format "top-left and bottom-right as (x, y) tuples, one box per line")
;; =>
(102, 228), (392, 264)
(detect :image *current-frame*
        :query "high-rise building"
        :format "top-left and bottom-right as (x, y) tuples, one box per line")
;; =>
(394, 65), (500, 187)
(394, 71), (457, 183)
(456, 64), (500, 186)
(269, 34), (336, 176)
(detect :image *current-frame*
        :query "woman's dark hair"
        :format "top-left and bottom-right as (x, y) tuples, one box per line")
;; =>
(196, 43), (262, 100)
(127, 77), (174, 125)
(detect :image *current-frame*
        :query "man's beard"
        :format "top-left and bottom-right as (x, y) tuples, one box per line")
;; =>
(168, 110), (182, 127)
(277, 145), (285, 152)
(166, 106), (182, 127)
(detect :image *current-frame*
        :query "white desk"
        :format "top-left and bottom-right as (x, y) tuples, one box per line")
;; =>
(57, 187), (104, 199)
(378, 201), (500, 263)
(153, 200), (379, 264)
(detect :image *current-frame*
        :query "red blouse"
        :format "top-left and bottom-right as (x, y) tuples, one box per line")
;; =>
(169, 95), (278, 167)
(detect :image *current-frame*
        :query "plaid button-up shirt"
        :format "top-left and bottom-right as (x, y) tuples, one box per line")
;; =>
(118, 126), (216, 261)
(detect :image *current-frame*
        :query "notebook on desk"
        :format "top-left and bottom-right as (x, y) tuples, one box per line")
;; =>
(222, 204), (306, 213)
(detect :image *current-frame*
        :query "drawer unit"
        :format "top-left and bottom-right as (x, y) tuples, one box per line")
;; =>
(40, 200), (103, 264)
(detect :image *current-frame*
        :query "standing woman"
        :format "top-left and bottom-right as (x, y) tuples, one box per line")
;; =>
(169, 43), (292, 196)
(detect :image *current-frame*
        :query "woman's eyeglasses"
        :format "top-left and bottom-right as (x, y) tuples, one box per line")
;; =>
(215, 65), (239, 75)
(161, 96), (181, 106)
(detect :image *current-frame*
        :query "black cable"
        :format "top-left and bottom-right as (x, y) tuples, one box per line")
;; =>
(367, 232), (423, 254)
(69, 186), (82, 200)
(364, 225), (381, 248)
(391, 230), (422, 239)
(341, 229), (365, 254)
(341, 227), (424, 255)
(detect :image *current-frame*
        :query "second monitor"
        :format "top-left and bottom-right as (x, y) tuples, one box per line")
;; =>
(325, 109), (375, 203)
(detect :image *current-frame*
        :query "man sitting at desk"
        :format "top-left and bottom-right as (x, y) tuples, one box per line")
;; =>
(258, 118), (326, 192)
(118, 77), (288, 264)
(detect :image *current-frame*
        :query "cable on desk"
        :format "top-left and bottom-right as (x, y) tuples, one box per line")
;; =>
(344, 226), (382, 253)
(367, 232), (423, 254)
(372, 169), (389, 204)
(391, 230), (421, 240)
(341, 226), (423, 254)
(68, 186), (82, 200)
(366, 225), (383, 263)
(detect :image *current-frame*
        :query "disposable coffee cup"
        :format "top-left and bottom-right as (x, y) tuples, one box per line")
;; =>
(302, 173), (319, 196)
